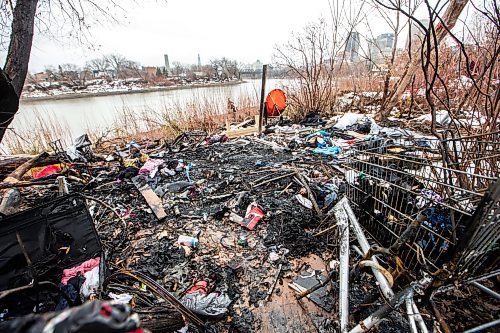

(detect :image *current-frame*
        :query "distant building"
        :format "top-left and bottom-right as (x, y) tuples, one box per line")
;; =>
(406, 19), (430, 53)
(34, 72), (48, 82)
(142, 66), (157, 79)
(369, 33), (395, 65)
(164, 54), (171, 76)
(197, 54), (201, 70)
(240, 60), (264, 75)
(346, 31), (360, 62)
(80, 70), (93, 81)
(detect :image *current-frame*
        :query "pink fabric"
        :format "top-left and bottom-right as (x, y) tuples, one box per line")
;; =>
(61, 257), (100, 285)
(139, 159), (164, 174)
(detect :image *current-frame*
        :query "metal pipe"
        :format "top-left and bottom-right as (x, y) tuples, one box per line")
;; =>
(412, 299), (429, 333)
(471, 281), (500, 300)
(463, 319), (500, 333)
(352, 245), (364, 256)
(358, 260), (394, 288)
(335, 202), (350, 333)
(406, 293), (418, 333)
(349, 276), (432, 333)
(350, 286), (412, 333)
(340, 198), (394, 300)
(341, 197), (429, 333)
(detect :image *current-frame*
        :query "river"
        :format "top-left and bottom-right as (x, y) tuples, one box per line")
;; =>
(13, 79), (285, 140)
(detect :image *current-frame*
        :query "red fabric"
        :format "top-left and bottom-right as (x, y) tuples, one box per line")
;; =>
(100, 303), (112, 317)
(33, 165), (62, 179)
(186, 280), (209, 294)
(265, 89), (287, 117)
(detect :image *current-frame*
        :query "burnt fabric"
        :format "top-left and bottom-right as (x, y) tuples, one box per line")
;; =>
(0, 301), (139, 333)
(181, 291), (231, 318)
(0, 195), (102, 291)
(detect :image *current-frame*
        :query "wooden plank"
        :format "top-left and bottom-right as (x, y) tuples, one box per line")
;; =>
(254, 254), (332, 333)
(226, 116), (260, 138)
(345, 131), (369, 139)
(132, 176), (167, 220)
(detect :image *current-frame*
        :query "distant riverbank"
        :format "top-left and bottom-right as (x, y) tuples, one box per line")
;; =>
(21, 80), (245, 103)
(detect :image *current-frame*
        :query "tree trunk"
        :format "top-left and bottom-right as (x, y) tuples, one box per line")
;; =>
(377, 0), (469, 121)
(0, 154), (59, 177)
(0, 67), (20, 141)
(0, 0), (39, 142)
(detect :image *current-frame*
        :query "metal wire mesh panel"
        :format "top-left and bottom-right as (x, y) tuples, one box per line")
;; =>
(454, 180), (500, 277)
(344, 132), (499, 275)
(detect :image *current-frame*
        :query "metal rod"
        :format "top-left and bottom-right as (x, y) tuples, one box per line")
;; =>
(463, 319), (500, 333)
(105, 270), (205, 328)
(334, 200), (350, 333)
(358, 260), (394, 288)
(471, 281), (500, 300)
(265, 263), (282, 301)
(296, 170), (322, 217)
(349, 276), (432, 333)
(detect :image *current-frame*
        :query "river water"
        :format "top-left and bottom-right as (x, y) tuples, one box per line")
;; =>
(14, 79), (285, 139)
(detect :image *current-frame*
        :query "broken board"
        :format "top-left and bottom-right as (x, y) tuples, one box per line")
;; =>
(289, 272), (335, 312)
(225, 115), (260, 139)
(132, 176), (167, 220)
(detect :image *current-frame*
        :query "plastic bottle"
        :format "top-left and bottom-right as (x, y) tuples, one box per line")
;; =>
(237, 230), (248, 246)
(178, 235), (199, 248)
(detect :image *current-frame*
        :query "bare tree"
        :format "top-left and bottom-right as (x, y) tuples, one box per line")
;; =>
(104, 53), (127, 79)
(209, 58), (240, 80)
(171, 61), (184, 76)
(273, 19), (337, 115)
(373, 0), (470, 121)
(85, 57), (111, 75)
(58, 63), (83, 84)
(0, 0), (149, 142)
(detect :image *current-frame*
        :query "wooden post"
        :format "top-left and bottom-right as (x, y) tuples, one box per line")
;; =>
(258, 64), (268, 135)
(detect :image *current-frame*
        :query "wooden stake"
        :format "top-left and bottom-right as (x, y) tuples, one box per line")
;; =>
(258, 64), (268, 135)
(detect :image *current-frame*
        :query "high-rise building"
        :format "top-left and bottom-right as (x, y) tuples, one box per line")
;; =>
(377, 33), (394, 50)
(346, 31), (360, 62)
(197, 54), (201, 70)
(406, 19), (430, 52)
(164, 54), (170, 75)
(369, 33), (395, 65)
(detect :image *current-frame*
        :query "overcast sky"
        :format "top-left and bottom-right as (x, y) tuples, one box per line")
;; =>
(1, 0), (475, 72)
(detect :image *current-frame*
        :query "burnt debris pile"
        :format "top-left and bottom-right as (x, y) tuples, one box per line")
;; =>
(0, 114), (498, 333)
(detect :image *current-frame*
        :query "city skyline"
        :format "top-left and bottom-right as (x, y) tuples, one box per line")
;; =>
(0, 0), (473, 73)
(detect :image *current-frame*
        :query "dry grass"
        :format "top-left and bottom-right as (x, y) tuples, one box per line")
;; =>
(2, 110), (74, 155)
(3, 89), (259, 154)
